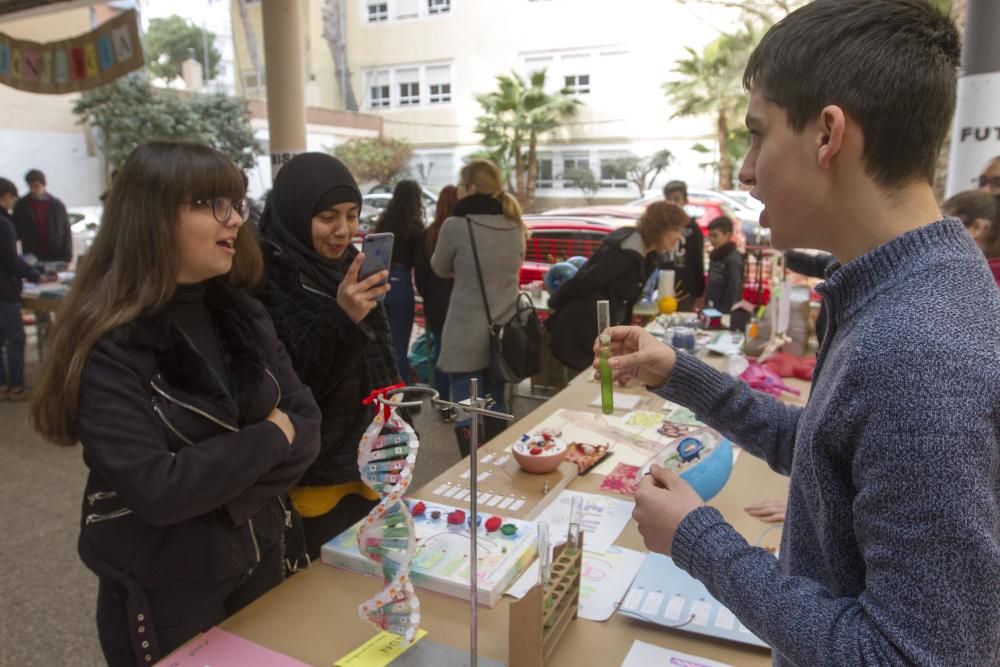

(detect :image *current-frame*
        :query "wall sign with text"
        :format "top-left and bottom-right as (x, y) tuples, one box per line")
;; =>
(0, 9), (144, 95)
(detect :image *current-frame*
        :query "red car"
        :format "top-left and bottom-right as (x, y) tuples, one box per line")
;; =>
(521, 215), (619, 285)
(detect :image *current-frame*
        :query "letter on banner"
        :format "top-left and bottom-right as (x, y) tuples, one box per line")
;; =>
(41, 51), (52, 83)
(0, 43), (9, 76)
(22, 49), (41, 82)
(54, 49), (69, 84)
(97, 35), (115, 70)
(111, 25), (134, 62)
(84, 42), (98, 78)
(70, 47), (85, 80)
(10, 47), (21, 81)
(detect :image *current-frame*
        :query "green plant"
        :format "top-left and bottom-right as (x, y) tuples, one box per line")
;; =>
(73, 74), (261, 170)
(332, 136), (413, 184)
(563, 166), (601, 205)
(602, 149), (675, 194)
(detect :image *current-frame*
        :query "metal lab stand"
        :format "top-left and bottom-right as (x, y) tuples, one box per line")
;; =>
(377, 379), (515, 667)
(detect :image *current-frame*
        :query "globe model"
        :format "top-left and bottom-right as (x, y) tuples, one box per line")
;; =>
(544, 261), (578, 294)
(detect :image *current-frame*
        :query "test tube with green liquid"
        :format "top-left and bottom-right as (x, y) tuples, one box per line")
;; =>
(597, 300), (614, 415)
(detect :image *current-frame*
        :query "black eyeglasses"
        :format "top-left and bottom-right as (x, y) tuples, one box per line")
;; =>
(186, 197), (250, 223)
(977, 175), (1000, 190)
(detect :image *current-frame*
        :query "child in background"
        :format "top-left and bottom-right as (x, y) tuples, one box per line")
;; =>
(704, 216), (743, 312)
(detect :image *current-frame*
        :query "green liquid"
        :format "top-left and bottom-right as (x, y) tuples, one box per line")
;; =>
(599, 342), (614, 415)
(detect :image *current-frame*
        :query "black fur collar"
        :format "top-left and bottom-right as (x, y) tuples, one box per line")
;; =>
(109, 281), (267, 422)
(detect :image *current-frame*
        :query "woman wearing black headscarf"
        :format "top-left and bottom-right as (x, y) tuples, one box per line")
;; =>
(253, 153), (400, 560)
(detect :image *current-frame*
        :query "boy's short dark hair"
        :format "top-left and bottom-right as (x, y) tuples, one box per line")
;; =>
(25, 169), (46, 185)
(707, 216), (734, 235)
(744, 0), (960, 188)
(662, 180), (687, 199)
(0, 177), (17, 198)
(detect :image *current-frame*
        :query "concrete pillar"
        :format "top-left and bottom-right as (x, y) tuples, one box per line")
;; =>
(946, 0), (1000, 196)
(261, 0), (307, 180)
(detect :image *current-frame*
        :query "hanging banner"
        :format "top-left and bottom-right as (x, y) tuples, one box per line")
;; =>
(0, 9), (144, 95)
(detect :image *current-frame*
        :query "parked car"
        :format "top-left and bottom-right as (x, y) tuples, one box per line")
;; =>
(362, 193), (435, 231)
(68, 206), (102, 268)
(721, 189), (764, 211)
(521, 215), (618, 286)
(367, 184), (438, 210)
(625, 193), (767, 247)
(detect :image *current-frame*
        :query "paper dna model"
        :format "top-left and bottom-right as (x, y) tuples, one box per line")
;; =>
(356, 402), (421, 642)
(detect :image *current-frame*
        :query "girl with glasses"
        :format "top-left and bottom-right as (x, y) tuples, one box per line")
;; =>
(30, 141), (321, 666)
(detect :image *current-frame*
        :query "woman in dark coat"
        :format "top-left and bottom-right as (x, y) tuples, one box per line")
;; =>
(413, 184), (458, 397)
(252, 153), (401, 560)
(30, 141), (321, 666)
(546, 201), (689, 371)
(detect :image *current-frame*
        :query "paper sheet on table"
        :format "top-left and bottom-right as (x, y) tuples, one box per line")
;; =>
(159, 627), (311, 667)
(506, 546), (645, 621)
(533, 489), (634, 553)
(620, 641), (733, 667)
(589, 392), (642, 411)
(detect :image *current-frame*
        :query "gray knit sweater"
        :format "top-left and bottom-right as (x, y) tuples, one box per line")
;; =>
(654, 219), (1000, 666)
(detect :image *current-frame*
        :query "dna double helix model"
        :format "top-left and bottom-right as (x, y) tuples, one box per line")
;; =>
(356, 401), (421, 642)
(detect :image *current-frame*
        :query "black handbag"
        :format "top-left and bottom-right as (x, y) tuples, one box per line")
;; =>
(465, 217), (543, 383)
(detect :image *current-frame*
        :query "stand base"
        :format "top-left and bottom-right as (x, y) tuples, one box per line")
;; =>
(389, 639), (506, 666)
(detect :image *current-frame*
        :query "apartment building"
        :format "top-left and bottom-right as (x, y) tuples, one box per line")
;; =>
(233, 0), (740, 202)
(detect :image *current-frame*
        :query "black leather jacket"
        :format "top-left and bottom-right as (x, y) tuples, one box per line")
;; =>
(76, 282), (321, 592)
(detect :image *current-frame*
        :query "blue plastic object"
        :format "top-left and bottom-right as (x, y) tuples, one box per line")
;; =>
(544, 261), (578, 294)
(680, 437), (734, 501)
(566, 255), (587, 269)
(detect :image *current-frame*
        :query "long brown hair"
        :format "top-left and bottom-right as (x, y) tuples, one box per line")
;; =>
(426, 184), (458, 254)
(459, 159), (528, 237)
(31, 141), (263, 446)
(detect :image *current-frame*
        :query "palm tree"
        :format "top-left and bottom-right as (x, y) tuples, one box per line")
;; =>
(475, 71), (581, 209)
(665, 26), (757, 190)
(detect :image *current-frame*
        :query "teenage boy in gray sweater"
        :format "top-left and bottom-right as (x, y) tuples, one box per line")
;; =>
(603, 1), (1000, 665)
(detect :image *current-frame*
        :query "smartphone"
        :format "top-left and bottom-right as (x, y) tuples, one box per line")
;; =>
(359, 232), (394, 302)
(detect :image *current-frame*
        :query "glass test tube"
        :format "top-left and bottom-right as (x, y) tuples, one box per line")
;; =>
(597, 300), (614, 415)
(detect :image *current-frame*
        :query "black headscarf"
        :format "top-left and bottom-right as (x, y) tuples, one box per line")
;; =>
(259, 153), (362, 296)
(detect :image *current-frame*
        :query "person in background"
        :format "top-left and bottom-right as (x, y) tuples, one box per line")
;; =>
(941, 189), (1000, 286)
(13, 168), (71, 264)
(546, 201), (688, 372)
(414, 184), (458, 398)
(374, 180), (425, 382)
(30, 141), (321, 666)
(661, 180), (705, 311)
(432, 159), (527, 456)
(0, 177), (42, 401)
(253, 152), (400, 561)
(704, 216), (744, 312)
(621, 2), (999, 663)
(979, 156), (1000, 194)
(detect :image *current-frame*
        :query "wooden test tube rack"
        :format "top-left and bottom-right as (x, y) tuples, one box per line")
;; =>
(508, 528), (584, 667)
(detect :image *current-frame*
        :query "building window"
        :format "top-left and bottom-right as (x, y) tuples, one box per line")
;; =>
(564, 74), (590, 94)
(368, 70), (391, 107)
(366, 2), (388, 21)
(561, 154), (590, 187)
(370, 84), (390, 107)
(536, 158), (554, 189)
(427, 65), (452, 104)
(399, 82), (420, 105)
(427, 0), (450, 13)
(600, 157), (629, 189)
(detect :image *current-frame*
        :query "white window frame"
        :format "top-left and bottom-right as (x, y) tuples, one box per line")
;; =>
(397, 68), (420, 106)
(426, 64), (452, 104)
(427, 0), (450, 14)
(535, 155), (554, 190)
(560, 152), (591, 188)
(365, 1), (389, 22)
(365, 69), (391, 108)
(395, 0), (419, 19)
(564, 73), (590, 95)
(599, 154), (630, 189)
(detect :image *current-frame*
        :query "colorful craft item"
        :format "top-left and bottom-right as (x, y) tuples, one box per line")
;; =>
(699, 308), (723, 330)
(410, 501), (426, 517)
(501, 523), (518, 536)
(467, 514), (483, 528)
(430, 510), (441, 520)
(677, 437), (704, 463)
(356, 397), (421, 642)
(447, 509), (466, 525)
(485, 516), (503, 532)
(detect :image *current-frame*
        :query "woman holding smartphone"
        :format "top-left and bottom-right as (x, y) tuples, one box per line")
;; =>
(253, 152), (401, 560)
(30, 141), (322, 665)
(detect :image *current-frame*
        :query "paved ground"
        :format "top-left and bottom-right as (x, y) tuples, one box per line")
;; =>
(0, 339), (546, 666)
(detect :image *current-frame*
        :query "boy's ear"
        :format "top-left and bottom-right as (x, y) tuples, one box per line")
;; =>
(816, 105), (847, 170)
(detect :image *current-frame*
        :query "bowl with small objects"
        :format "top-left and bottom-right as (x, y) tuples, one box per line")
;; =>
(511, 429), (568, 474)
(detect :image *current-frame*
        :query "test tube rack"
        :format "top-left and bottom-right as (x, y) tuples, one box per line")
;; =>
(507, 527), (584, 667)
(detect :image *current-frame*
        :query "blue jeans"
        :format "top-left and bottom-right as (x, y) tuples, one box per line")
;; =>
(0, 301), (26, 388)
(448, 370), (508, 457)
(428, 329), (450, 398)
(385, 264), (415, 382)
